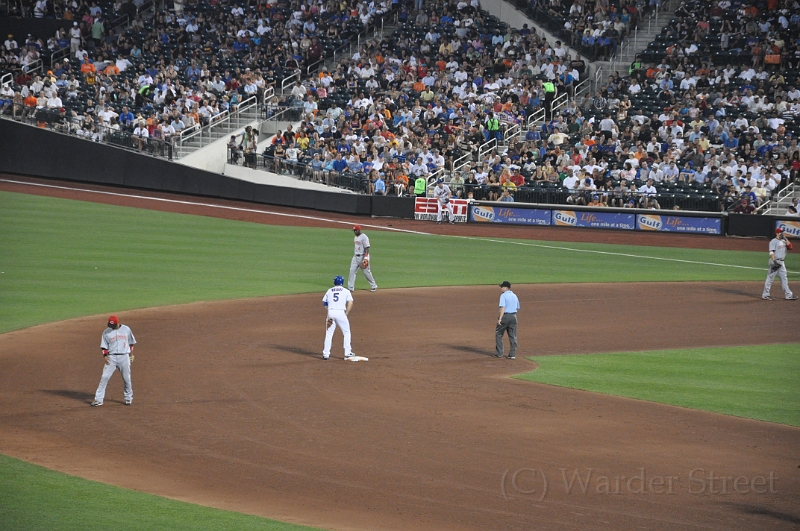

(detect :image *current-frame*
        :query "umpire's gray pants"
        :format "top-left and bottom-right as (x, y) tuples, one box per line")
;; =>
(763, 260), (793, 298)
(496, 313), (518, 357)
(348, 254), (377, 291)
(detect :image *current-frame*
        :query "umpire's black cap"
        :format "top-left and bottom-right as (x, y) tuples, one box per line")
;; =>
(500, 281), (512, 288)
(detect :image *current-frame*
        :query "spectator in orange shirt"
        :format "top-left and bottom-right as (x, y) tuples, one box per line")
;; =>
(392, 170), (409, 196)
(80, 59), (96, 74)
(23, 93), (37, 119)
(104, 63), (120, 76)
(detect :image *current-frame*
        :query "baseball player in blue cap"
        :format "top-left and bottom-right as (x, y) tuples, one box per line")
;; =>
(322, 275), (354, 359)
(433, 178), (454, 224)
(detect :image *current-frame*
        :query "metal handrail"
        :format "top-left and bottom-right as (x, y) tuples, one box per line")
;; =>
(452, 151), (471, 174)
(50, 47), (70, 68)
(574, 78), (591, 100)
(477, 137), (497, 162)
(504, 122), (521, 144)
(175, 95), (258, 157)
(23, 59), (43, 75)
(552, 92), (568, 113)
(1, 72), (11, 87)
(1, 102), (173, 159)
(281, 71), (300, 94)
(526, 107), (545, 130)
(109, 14), (130, 34)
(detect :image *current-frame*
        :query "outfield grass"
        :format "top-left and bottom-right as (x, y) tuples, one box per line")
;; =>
(0, 454), (323, 531)
(0, 191), (778, 333)
(517, 345), (800, 426)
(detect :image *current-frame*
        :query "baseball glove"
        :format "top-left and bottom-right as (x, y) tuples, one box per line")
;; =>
(770, 260), (783, 273)
(361, 257), (369, 269)
(129, 354), (134, 363)
(326, 318), (334, 329)
(442, 197), (450, 204)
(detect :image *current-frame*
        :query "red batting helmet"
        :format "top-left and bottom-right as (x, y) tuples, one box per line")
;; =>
(353, 225), (361, 231)
(776, 228), (784, 234)
(108, 315), (119, 326)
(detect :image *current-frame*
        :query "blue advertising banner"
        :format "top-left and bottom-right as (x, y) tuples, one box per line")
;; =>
(637, 214), (722, 235)
(552, 210), (635, 230)
(470, 205), (551, 225)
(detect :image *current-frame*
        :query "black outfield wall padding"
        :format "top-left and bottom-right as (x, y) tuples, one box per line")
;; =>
(371, 196), (415, 219)
(0, 120), (366, 214)
(727, 214), (775, 239)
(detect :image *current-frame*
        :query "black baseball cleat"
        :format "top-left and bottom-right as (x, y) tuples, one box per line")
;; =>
(493, 354), (503, 358)
(436, 221), (442, 224)
(507, 356), (516, 360)
(762, 296), (774, 300)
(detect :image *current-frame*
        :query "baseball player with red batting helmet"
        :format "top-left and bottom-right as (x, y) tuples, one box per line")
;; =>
(91, 315), (136, 406)
(762, 228), (796, 300)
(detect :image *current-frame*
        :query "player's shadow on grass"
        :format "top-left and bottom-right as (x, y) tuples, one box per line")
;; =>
(41, 389), (95, 403)
(271, 345), (320, 359)
(448, 345), (496, 357)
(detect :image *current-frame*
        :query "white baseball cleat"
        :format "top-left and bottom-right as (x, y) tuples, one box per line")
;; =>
(91, 401), (103, 407)
(124, 400), (132, 405)
(370, 286), (377, 292)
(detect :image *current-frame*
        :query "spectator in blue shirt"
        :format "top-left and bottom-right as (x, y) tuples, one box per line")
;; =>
(374, 173), (386, 195)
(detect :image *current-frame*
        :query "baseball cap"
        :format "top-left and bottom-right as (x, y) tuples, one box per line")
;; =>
(499, 280), (512, 288)
(775, 227), (784, 234)
(437, 178), (444, 183)
(353, 225), (361, 231)
(108, 315), (119, 326)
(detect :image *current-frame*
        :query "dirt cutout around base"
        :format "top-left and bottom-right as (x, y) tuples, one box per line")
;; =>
(1, 282), (799, 531)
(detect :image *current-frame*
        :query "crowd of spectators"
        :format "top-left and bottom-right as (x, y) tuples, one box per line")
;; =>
(454, 0), (800, 212)
(245, 0), (589, 197)
(0, 0), (390, 153)
(523, 0), (661, 62)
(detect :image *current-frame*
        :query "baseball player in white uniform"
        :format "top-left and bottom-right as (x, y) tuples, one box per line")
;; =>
(762, 228), (797, 300)
(323, 276), (354, 359)
(348, 225), (378, 292)
(91, 315), (136, 406)
(433, 178), (455, 224)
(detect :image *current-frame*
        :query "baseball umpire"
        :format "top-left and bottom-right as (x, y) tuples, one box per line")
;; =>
(323, 276), (354, 360)
(495, 281), (520, 359)
(348, 225), (378, 292)
(762, 228), (797, 300)
(92, 315), (136, 406)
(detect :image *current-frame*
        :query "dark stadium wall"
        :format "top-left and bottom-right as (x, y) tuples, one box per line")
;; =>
(727, 214), (777, 239)
(0, 119), (381, 216)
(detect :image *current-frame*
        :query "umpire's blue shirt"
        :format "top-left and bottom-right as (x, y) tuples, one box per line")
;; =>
(499, 291), (520, 314)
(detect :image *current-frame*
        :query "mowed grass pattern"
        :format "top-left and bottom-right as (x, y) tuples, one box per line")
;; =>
(0, 454), (322, 531)
(517, 345), (800, 426)
(0, 191), (776, 333)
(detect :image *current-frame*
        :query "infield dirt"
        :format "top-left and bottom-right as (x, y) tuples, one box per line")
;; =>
(1, 282), (799, 531)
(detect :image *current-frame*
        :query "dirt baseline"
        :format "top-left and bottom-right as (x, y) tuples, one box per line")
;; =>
(0, 282), (798, 531)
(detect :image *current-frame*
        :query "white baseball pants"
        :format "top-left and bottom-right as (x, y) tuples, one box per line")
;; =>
(348, 255), (377, 291)
(437, 200), (453, 222)
(94, 354), (132, 403)
(763, 260), (793, 299)
(323, 310), (352, 358)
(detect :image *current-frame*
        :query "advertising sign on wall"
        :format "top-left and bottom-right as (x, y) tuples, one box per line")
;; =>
(776, 219), (800, 239)
(637, 214), (722, 235)
(470, 205), (551, 225)
(552, 210), (636, 230)
(414, 198), (468, 222)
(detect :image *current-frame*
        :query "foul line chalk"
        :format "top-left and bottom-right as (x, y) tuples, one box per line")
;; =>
(3, 179), (796, 276)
